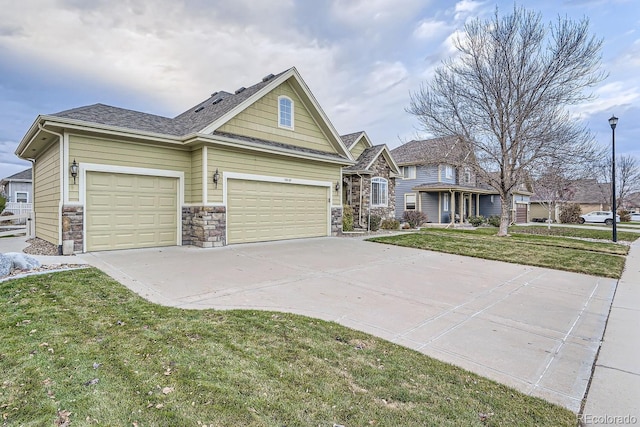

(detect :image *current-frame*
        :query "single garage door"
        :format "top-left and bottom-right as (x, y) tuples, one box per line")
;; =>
(86, 172), (178, 251)
(227, 179), (329, 244)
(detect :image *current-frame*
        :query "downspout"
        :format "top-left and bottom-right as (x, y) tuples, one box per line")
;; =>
(38, 124), (65, 248)
(357, 173), (364, 228)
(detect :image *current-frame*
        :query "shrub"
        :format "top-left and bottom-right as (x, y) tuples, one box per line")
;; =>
(559, 203), (582, 224)
(403, 210), (428, 228)
(381, 218), (400, 230)
(467, 215), (484, 227)
(619, 209), (631, 222)
(342, 205), (354, 232)
(369, 215), (381, 231)
(486, 215), (501, 227)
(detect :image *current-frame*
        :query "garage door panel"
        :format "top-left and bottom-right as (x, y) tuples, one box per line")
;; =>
(86, 172), (178, 251)
(227, 179), (328, 244)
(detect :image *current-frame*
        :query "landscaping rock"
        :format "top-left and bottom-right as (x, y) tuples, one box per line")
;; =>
(0, 254), (10, 277)
(5, 252), (41, 271)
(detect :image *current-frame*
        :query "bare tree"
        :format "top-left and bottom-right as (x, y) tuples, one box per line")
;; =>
(532, 162), (574, 228)
(407, 6), (605, 235)
(596, 154), (640, 210)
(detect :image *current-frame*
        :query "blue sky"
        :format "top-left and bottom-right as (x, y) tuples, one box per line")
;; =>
(1, 0), (638, 179)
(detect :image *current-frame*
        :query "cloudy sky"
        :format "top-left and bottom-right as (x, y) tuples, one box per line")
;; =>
(1, 0), (638, 179)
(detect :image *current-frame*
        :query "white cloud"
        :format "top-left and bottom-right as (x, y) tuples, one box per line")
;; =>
(330, 0), (427, 31)
(413, 19), (450, 40)
(454, 0), (485, 21)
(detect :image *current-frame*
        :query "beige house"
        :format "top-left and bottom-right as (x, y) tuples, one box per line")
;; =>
(15, 68), (354, 253)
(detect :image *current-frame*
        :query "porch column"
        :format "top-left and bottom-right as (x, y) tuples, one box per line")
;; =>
(476, 194), (480, 216)
(450, 191), (456, 224)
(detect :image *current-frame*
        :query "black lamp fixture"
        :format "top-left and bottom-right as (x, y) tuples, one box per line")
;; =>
(70, 159), (79, 184)
(609, 115), (618, 242)
(335, 181), (340, 192)
(213, 168), (220, 188)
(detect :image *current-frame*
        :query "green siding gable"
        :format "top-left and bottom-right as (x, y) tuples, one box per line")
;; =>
(218, 81), (336, 154)
(349, 138), (369, 159)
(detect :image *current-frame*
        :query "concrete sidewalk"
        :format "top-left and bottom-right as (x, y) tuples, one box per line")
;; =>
(581, 240), (640, 425)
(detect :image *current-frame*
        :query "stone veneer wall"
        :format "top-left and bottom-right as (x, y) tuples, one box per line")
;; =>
(61, 205), (83, 253)
(331, 206), (343, 235)
(182, 206), (226, 248)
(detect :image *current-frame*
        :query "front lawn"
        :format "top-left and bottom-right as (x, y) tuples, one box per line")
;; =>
(0, 268), (576, 426)
(369, 228), (627, 278)
(510, 225), (640, 242)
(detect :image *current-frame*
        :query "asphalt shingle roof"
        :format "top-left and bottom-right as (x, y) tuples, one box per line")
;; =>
(50, 70), (289, 138)
(340, 131), (364, 149)
(2, 168), (32, 181)
(390, 136), (469, 166)
(344, 145), (385, 172)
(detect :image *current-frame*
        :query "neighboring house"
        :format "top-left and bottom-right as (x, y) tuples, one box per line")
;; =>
(341, 131), (400, 228)
(0, 168), (32, 204)
(626, 192), (640, 213)
(530, 179), (611, 222)
(390, 137), (531, 224)
(15, 67), (355, 253)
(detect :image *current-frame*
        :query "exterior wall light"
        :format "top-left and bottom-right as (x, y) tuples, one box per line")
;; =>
(335, 181), (340, 192)
(213, 168), (220, 188)
(70, 159), (79, 184)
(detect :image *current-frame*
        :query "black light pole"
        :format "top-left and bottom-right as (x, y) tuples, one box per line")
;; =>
(609, 115), (618, 242)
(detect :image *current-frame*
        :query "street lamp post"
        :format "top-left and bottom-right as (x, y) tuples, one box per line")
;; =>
(609, 115), (618, 243)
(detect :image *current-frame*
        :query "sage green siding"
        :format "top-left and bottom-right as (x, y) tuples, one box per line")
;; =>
(34, 140), (61, 245)
(218, 81), (335, 154)
(207, 146), (341, 206)
(68, 135), (192, 203)
(349, 138), (369, 159)
(190, 147), (203, 203)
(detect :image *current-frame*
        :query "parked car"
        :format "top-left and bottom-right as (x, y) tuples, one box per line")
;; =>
(630, 212), (640, 222)
(579, 211), (620, 225)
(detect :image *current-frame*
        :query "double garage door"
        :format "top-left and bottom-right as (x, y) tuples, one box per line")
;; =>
(85, 173), (329, 251)
(227, 179), (329, 244)
(86, 172), (178, 252)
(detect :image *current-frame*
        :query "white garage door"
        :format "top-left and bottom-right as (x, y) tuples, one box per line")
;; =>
(86, 172), (178, 251)
(227, 179), (329, 244)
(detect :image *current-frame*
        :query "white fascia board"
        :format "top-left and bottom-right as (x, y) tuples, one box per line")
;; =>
(187, 134), (354, 166)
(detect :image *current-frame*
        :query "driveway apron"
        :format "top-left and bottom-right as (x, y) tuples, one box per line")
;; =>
(81, 237), (615, 412)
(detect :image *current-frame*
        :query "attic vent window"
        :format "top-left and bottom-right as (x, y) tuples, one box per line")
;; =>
(262, 73), (275, 82)
(194, 106), (204, 113)
(212, 97), (223, 105)
(235, 87), (246, 94)
(278, 95), (294, 130)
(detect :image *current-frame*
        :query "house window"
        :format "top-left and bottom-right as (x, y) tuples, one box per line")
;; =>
(402, 166), (416, 179)
(278, 96), (294, 129)
(15, 192), (28, 203)
(464, 168), (471, 184)
(405, 193), (416, 210)
(371, 177), (388, 207)
(443, 193), (450, 211)
(445, 165), (454, 179)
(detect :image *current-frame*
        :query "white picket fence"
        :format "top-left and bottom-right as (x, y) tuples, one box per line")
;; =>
(0, 204), (34, 237)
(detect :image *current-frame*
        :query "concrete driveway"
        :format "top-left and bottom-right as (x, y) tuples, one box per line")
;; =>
(81, 237), (616, 412)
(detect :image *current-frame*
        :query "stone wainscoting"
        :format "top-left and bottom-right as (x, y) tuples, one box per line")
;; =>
(61, 205), (83, 253)
(182, 206), (226, 248)
(331, 206), (343, 235)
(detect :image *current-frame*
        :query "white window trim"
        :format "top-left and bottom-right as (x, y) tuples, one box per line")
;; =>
(278, 95), (294, 130)
(15, 191), (29, 203)
(371, 177), (388, 207)
(402, 165), (416, 180)
(443, 193), (450, 211)
(464, 168), (471, 184)
(445, 165), (454, 179)
(404, 193), (417, 210)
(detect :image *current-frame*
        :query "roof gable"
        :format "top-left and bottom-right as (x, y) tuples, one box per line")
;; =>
(344, 144), (400, 175)
(199, 67), (352, 160)
(342, 131), (373, 159)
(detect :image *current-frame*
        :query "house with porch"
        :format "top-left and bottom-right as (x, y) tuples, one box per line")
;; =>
(391, 137), (531, 225)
